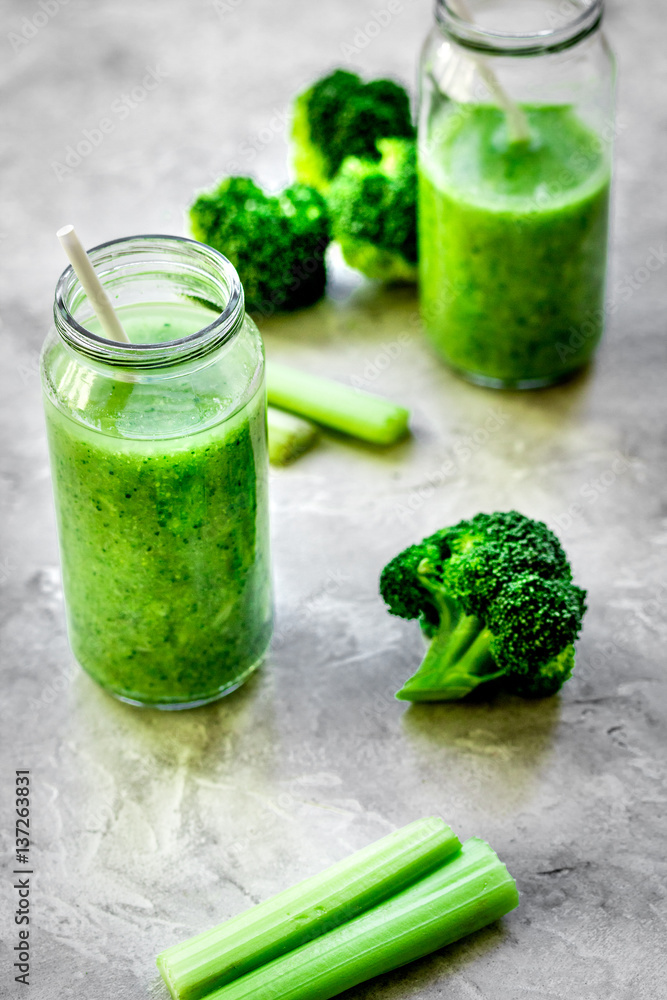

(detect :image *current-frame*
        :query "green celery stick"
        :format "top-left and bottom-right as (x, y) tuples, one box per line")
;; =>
(157, 817), (460, 1000)
(268, 405), (320, 465)
(203, 837), (518, 1000)
(266, 361), (409, 445)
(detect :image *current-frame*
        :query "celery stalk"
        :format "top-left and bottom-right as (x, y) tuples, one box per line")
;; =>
(157, 817), (460, 1000)
(266, 361), (409, 445)
(268, 406), (320, 465)
(204, 837), (518, 1000)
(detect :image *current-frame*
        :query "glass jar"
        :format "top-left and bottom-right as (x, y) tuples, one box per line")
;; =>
(418, 0), (615, 388)
(41, 235), (272, 708)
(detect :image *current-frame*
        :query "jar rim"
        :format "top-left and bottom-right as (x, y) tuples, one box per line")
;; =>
(435, 0), (604, 55)
(54, 234), (245, 371)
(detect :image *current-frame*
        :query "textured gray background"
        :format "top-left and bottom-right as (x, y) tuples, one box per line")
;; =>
(1, 0), (666, 997)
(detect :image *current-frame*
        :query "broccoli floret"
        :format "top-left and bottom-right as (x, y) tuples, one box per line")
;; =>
(380, 511), (587, 701)
(189, 177), (330, 314)
(292, 69), (415, 191)
(327, 138), (417, 283)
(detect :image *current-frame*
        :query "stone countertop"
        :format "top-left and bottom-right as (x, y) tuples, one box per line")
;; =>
(0, 1), (665, 997)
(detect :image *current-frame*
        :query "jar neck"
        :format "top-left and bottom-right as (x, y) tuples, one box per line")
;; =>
(53, 235), (245, 373)
(434, 0), (603, 56)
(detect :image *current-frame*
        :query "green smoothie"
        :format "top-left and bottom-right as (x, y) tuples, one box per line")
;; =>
(44, 301), (271, 707)
(418, 105), (611, 386)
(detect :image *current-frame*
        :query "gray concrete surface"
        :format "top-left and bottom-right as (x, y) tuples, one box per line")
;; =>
(1, 0), (666, 997)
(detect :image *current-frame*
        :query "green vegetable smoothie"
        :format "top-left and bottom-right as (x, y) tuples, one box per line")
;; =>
(418, 105), (611, 386)
(44, 301), (271, 707)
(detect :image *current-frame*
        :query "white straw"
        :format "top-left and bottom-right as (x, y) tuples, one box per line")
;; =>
(56, 225), (130, 343)
(449, 0), (530, 144)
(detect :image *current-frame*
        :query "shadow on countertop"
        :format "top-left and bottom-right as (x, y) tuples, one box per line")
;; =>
(400, 692), (562, 812)
(69, 661), (275, 777)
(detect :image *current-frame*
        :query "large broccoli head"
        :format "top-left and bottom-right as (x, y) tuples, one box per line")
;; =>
(292, 69), (415, 191)
(380, 511), (587, 701)
(190, 177), (330, 314)
(327, 138), (417, 283)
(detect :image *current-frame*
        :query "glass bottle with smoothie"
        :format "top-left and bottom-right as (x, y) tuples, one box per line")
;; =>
(41, 235), (272, 708)
(418, 0), (615, 388)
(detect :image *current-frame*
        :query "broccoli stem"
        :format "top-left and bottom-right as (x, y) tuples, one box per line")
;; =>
(267, 406), (320, 466)
(196, 838), (518, 1000)
(266, 361), (409, 446)
(157, 818), (461, 1000)
(396, 615), (505, 702)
